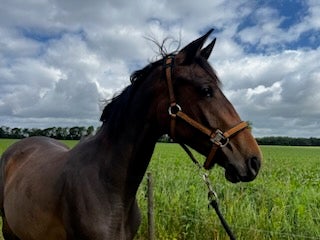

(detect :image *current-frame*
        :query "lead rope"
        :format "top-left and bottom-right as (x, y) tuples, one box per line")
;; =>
(179, 143), (237, 240)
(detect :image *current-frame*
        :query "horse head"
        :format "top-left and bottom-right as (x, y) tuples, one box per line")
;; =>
(154, 29), (262, 183)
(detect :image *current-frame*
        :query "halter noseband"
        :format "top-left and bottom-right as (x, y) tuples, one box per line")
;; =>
(164, 55), (248, 169)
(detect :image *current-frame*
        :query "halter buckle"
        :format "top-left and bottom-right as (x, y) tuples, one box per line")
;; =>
(210, 129), (229, 147)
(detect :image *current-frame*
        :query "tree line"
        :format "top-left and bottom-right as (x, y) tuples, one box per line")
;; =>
(0, 126), (95, 140)
(256, 136), (320, 146)
(1, 126), (320, 146)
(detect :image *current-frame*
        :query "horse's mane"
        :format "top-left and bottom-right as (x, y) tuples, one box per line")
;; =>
(100, 38), (178, 124)
(99, 36), (218, 127)
(99, 58), (162, 124)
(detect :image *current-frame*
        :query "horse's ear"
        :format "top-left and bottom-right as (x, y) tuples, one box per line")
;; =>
(176, 29), (214, 64)
(200, 38), (216, 60)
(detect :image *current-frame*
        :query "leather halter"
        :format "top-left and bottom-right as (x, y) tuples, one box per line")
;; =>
(164, 55), (248, 169)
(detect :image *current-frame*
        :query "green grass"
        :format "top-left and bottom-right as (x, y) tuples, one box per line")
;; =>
(0, 139), (319, 240)
(137, 144), (320, 240)
(0, 139), (20, 155)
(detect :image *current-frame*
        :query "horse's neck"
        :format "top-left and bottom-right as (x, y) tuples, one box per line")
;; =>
(95, 114), (160, 199)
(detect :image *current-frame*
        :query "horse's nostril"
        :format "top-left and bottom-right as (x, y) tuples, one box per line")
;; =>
(248, 157), (261, 175)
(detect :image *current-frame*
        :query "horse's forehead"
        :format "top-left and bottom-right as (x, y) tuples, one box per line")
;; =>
(176, 62), (219, 84)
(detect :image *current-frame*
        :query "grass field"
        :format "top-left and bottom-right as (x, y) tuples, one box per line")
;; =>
(0, 139), (319, 239)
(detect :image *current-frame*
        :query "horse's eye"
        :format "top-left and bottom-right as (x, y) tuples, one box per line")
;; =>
(201, 87), (213, 98)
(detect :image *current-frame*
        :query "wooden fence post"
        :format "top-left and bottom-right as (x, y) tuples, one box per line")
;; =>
(147, 172), (155, 240)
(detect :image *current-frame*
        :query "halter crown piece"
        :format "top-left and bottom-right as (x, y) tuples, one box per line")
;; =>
(164, 56), (248, 169)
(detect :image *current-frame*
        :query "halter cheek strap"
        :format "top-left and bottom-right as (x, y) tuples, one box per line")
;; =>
(164, 56), (248, 169)
(164, 56), (177, 139)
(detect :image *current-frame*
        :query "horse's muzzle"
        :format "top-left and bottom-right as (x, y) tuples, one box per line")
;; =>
(225, 156), (261, 183)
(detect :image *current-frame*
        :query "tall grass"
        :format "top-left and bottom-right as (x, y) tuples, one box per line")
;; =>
(0, 140), (319, 239)
(135, 144), (320, 240)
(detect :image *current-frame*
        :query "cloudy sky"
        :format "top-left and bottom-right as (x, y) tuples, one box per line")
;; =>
(0, 0), (319, 137)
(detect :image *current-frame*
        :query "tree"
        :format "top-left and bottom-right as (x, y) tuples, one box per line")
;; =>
(0, 126), (7, 138)
(69, 127), (86, 140)
(28, 128), (43, 137)
(56, 127), (68, 140)
(86, 126), (95, 136)
(11, 128), (22, 139)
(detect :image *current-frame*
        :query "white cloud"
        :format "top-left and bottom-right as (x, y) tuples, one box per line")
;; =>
(246, 82), (282, 104)
(218, 47), (320, 137)
(0, 0), (319, 137)
(305, 0), (320, 29)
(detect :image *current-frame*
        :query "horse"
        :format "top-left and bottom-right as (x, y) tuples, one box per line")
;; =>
(0, 29), (262, 240)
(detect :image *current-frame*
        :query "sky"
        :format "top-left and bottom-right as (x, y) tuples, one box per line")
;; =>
(0, 0), (319, 137)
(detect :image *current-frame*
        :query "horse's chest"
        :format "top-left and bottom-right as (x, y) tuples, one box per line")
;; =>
(63, 184), (138, 239)
(65, 207), (135, 240)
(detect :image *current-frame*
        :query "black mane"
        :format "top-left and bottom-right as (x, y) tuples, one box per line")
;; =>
(100, 36), (181, 124)
(129, 58), (163, 84)
(100, 57), (165, 123)
(99, 52), (220, 126)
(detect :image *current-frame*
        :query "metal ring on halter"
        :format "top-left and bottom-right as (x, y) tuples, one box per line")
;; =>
(219, 138), (229, 147)
(210, 129), (229, 147)
(168, 104), (182, 116)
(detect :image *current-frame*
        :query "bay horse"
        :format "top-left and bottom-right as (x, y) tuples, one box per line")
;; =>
(0, 29), (262, 240)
